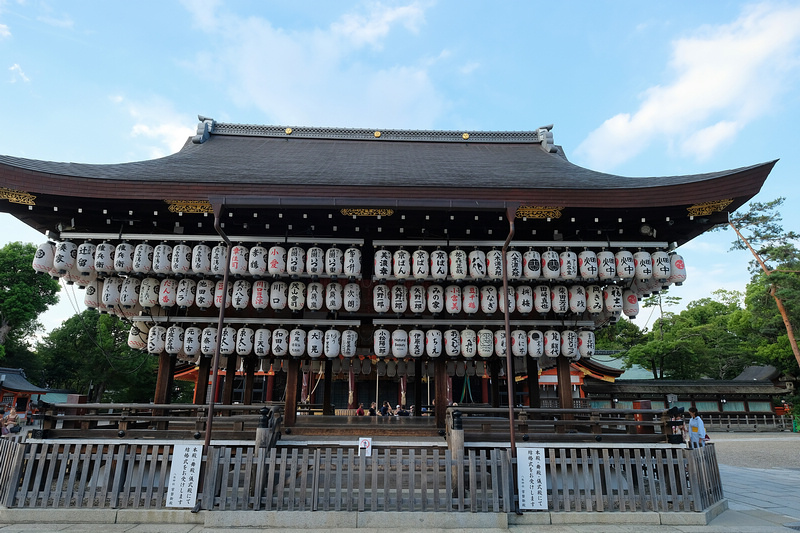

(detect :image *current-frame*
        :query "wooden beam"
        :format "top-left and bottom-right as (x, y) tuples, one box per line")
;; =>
(284, 359), (300, 427)
(222, 355), (238, 406)
(434, 359), (447, 429)
(526, 357), (541, 408)
(194, 356), (211, 404)
(322, 361), (333, 415)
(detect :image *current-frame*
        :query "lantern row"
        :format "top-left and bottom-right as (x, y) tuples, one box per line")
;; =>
(132, 323), (595, 361)
(35, 241), (687, 286)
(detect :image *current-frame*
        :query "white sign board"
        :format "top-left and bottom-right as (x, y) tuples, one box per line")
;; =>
(166, 444), (203, 508)
(517, 446), (547, 510)
(358, 437), (373, 457)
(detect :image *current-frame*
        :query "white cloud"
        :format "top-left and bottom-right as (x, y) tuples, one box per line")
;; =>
(113, 96), (195, 159)
(9, 63), (29, 82)
(576, 3), (800, 170)
(182, 2), (445, 128)
(0, 23), (10, 38)
(459, 61), (480, 75)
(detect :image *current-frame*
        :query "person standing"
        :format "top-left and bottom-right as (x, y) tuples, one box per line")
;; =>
(356, 403), (365, 416)
(687, 407), (706, 448)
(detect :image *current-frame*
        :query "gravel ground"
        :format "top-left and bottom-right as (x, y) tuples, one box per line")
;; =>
(707, 431), (800, 469)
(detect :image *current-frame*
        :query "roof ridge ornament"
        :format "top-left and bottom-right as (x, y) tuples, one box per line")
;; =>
(537, 124), (556, 153)
(192, 116), (216, 144)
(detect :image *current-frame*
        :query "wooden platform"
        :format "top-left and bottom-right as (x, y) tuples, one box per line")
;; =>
(288, 415), (442, 437)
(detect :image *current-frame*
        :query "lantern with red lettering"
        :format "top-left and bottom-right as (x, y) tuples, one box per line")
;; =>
(344, 283), (361, 313)
(461, 329), (477, 358)
(270, 281), (287, 310)
(54, 240), (77, 275)
(449, 249), (468, 280)
(426, 329), (443, 357)
(248, 244), (267, 278)
(408, 329), (425, 357)
(287, 246), (305, 277)
(393, 248), (411, 279)
(578, 330), (595, 359)
(341, 329), (358, 358)
(461, 285), (479, 314)
(669, 253), (686, 285)
(597, 249), (616, 280)
(511, 330), (527, 357)
(430, 249), (448, 280)
(76, 242), (96, 276)
(232, 279), (251, 310)
(324, 329), (340, 358)
(412, 248), (429, 280)
(267, 245), (286, 276)
(615, 249), (635, 280)
(157, 278), (177, 308)
(271, 328), (289, 357)
(213, 280), (232, 309)
(325, 246), (344, 277)
(325, 282), (343, 311)
(127, 322), (149, 350)
(578, 249), (598, 281)
(148, 325), (167, 354)
(480, 285), (498, 314)
(569, 285), (587, 314)
(236, 327), (254, 356)
(527, 330), (544, 358)
(391, 328), (409, 358)
(287, 281), (306, 311)
(120, 277), (141, 308)
(622, 290), (639, 318)
(468, 248), (487, 280)
(254, 328), (271, 358)
(228, 244), (248, 276)
(391, 284), (408, 314)
(32, 242), (56, 277)
(445, 285), (462, 314)
(544, 330), (561, 358)
(195, 279), (214, 309)
(153, 243), (173, 276)
(427, 284), (444, 314)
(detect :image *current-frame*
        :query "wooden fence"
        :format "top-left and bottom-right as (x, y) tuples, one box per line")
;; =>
(705, 413), (792, 432)
(1, 439), (722, 513)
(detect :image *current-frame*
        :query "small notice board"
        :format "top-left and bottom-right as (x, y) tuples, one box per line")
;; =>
(166, 444), (203, 508)
(517, 446), (548, 510)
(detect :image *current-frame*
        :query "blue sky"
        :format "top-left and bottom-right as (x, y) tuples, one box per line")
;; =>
(1, 1), (799, 335)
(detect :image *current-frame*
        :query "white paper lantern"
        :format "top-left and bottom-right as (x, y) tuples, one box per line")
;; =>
(522, 249), (541, 279)
(32, 242), (56, 277)
(409, 285), (426, 315)
(228, 244), (248, 276)
(158, 278), (177, 308)
(54, 241), (77, 275)
(138, 277), (159, 308)
(373, 284), (390, 313)
(201, 327), (217, 357)
(306, 246), (324, 277)
(597, 250), (616, 280)
(213, 280), (232, 309)
(427, 284), (444, 314)
(445, 285), (462, 314)
(633, 250), (653, 282)
(493, 330), (507, 357)
(127, 322), (150, 350)
(289, 328), (306, 357)
(544, 330), (561, 358)
(324, 329), (341, 358)
(84, 280), (100, 309)
(527, 330), (544, 358)
(408, 329), (425, 357)
(183, 326), (202, 357)
(561, 330), (579, 358)
(232, 279), (252, 310)
(569, 285), (587, 314)
(94, 242), (115, 277)
(411, 248), (429, 279)
(254, 328), (272, 357)
(480, 285), (498, 314)
(189, 243), (211, 276)
(344, 283), (361, 312)
(393, 249), (411, 279)
(391, 329), (409, 358)
(477, 329), (494, 358)
(586, 285), (604, 315)
(669, 253), (687, 285)
(559, 250), (578, 280)
(270, 281), (287, 310)
(425, 329), (443, 357)
(511, 330), (527, 357)
(604, 285), (623, 316)
(460, 329), (477, 358)
(120, 277), (141, 308)
(443, 329), (460, 357)
(102, 276), (123, 308)
(615, 250), (635, 280)
(391, 284), (408, 314)
(622, 290), (639, 318)
(515, 285), (533, 314)
(373, 328), (390, 357)
(306, 329), (323, 358)
(449, 249), (468, 280)
(287, 281), (306, 311)
(462, 285), (479, 314)
(507, 249), (523, 280)
(305, 281), (323, 311)
(248, 244), (268, 277)
(578, 249), (598, 281)
(287, 246), (305, 277)
(486, 249), (504, 280)
(541, 249), (560, 280)
(147, 325), (167, 354)
(468, 249), (487, 279)
(344, 246), (362, 278)
(551, 285), (569, 314)
(153, 243), (173, 276)
(533, 285), (551, 314)
(167, 243), (189, 277)
(325, 246), (344, 277)
(325, 282), (343, 311)
(271, 328), (289, 356)
(341, 329), (358, 358)
(195, 279), (214, 309)
(499, 286), (515, 314)
(578, 331), (595, 359)
(165, 326), (184, 355)
(236, 327), (254, 356)
(267, 245), (286, 276)
(430, 249), (448, 280)
(76, 242), (96, 276)
(651, 250), (671, 284)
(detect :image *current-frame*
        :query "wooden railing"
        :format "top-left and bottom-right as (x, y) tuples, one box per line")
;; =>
(704, 413), (792, 432)
(2, 439), (722, 513)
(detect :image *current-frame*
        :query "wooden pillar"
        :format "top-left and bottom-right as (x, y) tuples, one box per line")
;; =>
(194, 356), (211, 404)
(243, 356), (256, 405)
(490, 360), (500, 408)
(266, 372), (275, 402)
(526, 357), (541, 408)
(222, 355), (238, 406)
(434, 359), (447, 429)
(414, 359), (423, 416)
(284, 358), (300, 427)
(153, 353), (175, 405)
(557, 356), (574, 410)
(322, 361), (333, 415)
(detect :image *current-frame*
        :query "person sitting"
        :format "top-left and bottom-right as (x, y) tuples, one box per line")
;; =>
(4, 407), (20, 434)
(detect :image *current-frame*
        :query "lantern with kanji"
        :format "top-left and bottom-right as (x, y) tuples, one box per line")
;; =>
(287, 246), (305, 277)
(511, 330), (527, 357)
(408, 329), (425, 357)
(213, 280), (232, 309)
(271, 328), (289, 356)
(551, 285), (569, 315)
(344, 283), (361, 313)
(76, 241), (96, 276)
(306, 246), (324, 277)
(306, 281), (323, 311)
(615, 249), (635, 280)
(287, 281), (306, 311)
(633, 250), (653, 282)
(460, 329), (477, 358)
(430, 249), (448, 280)
(289, 328), (306, 357)
(468, 248), (486, 279)
(427, 284), (444, 314)
(426, 329), (443, 357)
(541, 249), (560, 280)
(445, 285), (462, 314)
(254, 328), (272, 357)
(120, 277), (141, 308)
(325, 246), (344, 277)
(544, 330), (561, 358)
(341, 329), (358, 357)
(324, 329), (341, 358)
(236, 327), (254, 356)
(248, 244), (268, 278)
(373, 283), (390, 313)
(393, 248), (411, 279)
(412, 248), (429, 279)
(559, 249), (578, 280)
(344, 246), (362, 278)
(267, 245), (286, 276)
(578, 249), (598, 281)
(139, 277), (160, 308)
(232, 279), (252, 310)
(270, 281), (287, 310)
(165, 326), (184, 355)
(578, 330), (595, 359)
(195, 279), (214, 309)
(597, 249), (616, 280)
(53, 240), (77, 275)
(147, 325), (167, 354)
(527, 330), (544, 358)
(449, 249), (468, 280)
(191, 243), (211, 276)
(533, 285), (551, 315)
(486, 249), (504, 280)
(499, 286), (515, 314)
(443, 329), (460, 357)
(153, 243), (173, 276)
(307, 329), (323, 358)
(604, 285), (623, 316)
(480, 285), (498, 314)
(229, 244), (249, 277)
(201, 327), (217, 357)
(569, 285), (587, 314)
(651, 250), (671, 284)
(183, 326), (202, 357)
(94, 241), (115, 277)
(462, 285), (479, 314)
(325, 282), (343, 311)
(391, 284), (408, 314)
(102, 276), (123, 308)
(477, 329), (493, 358)
(409, 285), (426, 315)
(171, 243), (192, 277)
(493, 330), (506, 357)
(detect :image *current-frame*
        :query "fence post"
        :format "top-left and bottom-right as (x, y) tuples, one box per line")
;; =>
(448, 410), (464, 496)
(255, 407), (272, 448)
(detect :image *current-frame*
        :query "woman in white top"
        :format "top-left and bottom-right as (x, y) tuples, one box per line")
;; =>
(687, 407), (706, 448)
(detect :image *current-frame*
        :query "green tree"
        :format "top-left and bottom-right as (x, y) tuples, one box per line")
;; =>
(0, 241), (60, 369)
(37, 309), (158, 402)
